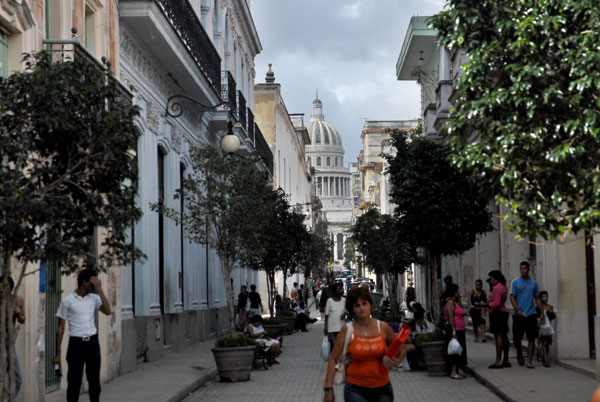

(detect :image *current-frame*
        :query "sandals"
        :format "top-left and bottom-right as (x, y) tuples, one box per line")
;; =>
(488, 363), (503, 369)
(450, 374), (466, 380)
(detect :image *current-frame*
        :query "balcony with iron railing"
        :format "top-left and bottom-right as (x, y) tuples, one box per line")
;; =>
(154, 0), (221, 95)
(44, 36), (133, 105)
(221, 71), (237, 116)
(247, 108), (255, 144)
(121, 0), (222, 98)
(237, 91), (247, 134)
(254, 123), (273, 176)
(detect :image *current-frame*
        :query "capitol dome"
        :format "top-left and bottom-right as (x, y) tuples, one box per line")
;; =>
(306, 95), (343, 151)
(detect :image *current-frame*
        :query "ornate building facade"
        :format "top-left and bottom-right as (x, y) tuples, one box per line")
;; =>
(305, 96), (352, 267)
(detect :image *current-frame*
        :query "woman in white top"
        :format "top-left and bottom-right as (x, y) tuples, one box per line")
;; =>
(324, 282), (346, 351)
(248, 314), (281, 364)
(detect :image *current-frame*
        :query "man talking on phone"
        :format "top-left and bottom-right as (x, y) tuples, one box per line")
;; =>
(53, 269), (111, 402)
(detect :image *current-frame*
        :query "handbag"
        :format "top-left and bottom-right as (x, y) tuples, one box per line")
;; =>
(334, 323), (353, 385)
(538, 312), (555, 336)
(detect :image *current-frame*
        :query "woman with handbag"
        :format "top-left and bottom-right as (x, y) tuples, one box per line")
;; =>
(443, 283), (468, 379)
(323, 287), (406, 402)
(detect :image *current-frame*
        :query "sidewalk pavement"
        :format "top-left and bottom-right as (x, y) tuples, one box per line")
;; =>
(45, 338), (218, 402)
(462, 331), (599, 402)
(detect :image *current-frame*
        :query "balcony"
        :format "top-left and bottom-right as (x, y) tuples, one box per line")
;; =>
(120, 0), (222, 106)
(221, 71), (237, 116)
(154, 0), (221, 94)
(44, 39), (132, 105)
(237, 91), (247, 134)
(434, 80), (453, 131)
(254, 123), (273, 176)
(247, 108), (255, 144)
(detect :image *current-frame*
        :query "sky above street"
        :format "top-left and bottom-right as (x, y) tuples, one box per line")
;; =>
(250, 0), (445, 166)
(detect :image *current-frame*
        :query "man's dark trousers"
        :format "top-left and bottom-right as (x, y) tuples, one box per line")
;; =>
(66, 334), (101, 402)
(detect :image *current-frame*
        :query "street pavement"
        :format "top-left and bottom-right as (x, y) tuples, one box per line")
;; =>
(44, 303), (600, 402)
(186, 315), (500, 402)
(462, 331), (599, 402)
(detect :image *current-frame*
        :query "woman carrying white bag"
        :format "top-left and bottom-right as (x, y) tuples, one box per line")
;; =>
(538, 291), (556, 367)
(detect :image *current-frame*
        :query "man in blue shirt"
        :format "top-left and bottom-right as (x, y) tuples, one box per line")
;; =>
(510, 261), (542, 368)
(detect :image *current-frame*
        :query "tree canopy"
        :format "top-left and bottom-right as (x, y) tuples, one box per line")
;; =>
(0, 51), (141, 400)
(430, 0), (600, 239)
(387, 129), (493, 257)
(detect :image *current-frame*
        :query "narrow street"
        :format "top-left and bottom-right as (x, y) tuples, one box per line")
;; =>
(186, 313), (500, 402)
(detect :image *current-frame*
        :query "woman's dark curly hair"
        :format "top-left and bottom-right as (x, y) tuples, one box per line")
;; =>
(346, 286), (373, 312)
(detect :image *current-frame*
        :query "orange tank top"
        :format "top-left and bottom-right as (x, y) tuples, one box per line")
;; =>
(345, 320), (389, 388)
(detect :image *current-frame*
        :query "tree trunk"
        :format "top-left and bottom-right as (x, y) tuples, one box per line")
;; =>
(282, 270), (288, 302)
(266, 271), (275, 317)
(220, 258), (236, 336)
(428, 252), (441, 320)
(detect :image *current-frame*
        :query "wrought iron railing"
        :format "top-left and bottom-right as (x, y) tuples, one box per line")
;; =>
(44, 39), (133, 105)
(254, 123), (273, 176)
(221, 71), (237, 116)
(247, 108), (255, 144)
(237, 90), (247, 134)
(154, 0), (222, 95)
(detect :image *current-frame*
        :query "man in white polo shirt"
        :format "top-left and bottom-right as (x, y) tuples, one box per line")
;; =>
(53, 269), (111, 402)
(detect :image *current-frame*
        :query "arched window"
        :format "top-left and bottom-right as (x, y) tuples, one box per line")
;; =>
(335, 157), (338, 166)
(324, 131), (330, 144)
(326, 157), (331, 166)
(317, 157), (321, 166)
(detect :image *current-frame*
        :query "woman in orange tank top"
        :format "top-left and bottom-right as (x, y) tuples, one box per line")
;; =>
(323, 287), (408, 402)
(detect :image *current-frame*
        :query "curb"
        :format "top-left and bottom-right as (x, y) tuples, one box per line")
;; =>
(462, 365), (516, 402)
(166, 369), (218, 402)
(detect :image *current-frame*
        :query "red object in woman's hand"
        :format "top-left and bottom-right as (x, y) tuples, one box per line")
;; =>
(385, 327), (411, 358)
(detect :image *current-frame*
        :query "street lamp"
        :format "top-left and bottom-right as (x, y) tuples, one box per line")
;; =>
(220, 121), (240, 154)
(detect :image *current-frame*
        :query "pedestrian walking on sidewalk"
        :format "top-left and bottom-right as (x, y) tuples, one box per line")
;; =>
(443, 284), (468, 380)
(324, 282), (346, 351)
(468, 279), (488, 343)
(237, 285), (248, 332)
(53, 269), (112, 402)
(539, 291), (556, 367)
(510, 261), (542, 368)
(323, 287), (408, 402)
(486, 270), (511, 369)
(247, 284), (263, 317)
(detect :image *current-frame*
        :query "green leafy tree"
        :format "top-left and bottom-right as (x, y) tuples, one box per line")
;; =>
(343, 237), (356, 270)
(387, 129), (493, 315)
(430, 0), (600, 239)
(152, 144), (273, 335)
(0, 52), (141, 400)
(348, 207), (415, 315)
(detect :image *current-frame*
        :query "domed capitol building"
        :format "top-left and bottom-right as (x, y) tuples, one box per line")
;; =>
(305, 94), (353, 266)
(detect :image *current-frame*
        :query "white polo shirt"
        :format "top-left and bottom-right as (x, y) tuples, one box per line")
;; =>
(56, 292), (102, 337)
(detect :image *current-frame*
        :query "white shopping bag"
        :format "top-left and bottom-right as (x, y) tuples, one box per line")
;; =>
(447, 338), (463, 355)
(539, 313), (555, 336)
(321, 336), (330, 361)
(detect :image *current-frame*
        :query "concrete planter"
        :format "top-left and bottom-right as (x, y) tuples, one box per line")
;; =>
(278, 316), (296, 334)
(211, 345), (256, 382)
(421, 341), (449, 376)
(262, 323), (286, 340)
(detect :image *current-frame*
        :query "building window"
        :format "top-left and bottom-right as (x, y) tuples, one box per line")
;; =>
(326, 157), (330, 166)
(336, 177), (339, 196)
(324, 131), (330, 145)
(316, 132), (321, 144)
(335, 157), (338, 166)
(317, 157), (321, 166)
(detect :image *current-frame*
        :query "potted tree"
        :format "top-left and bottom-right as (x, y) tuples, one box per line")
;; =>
(153, 144), (275, 382)
(416, 330), (448, 376)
